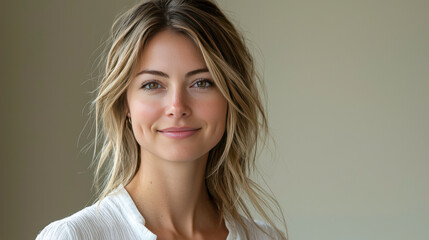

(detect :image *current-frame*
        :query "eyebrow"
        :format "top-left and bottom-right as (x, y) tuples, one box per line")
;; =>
(135, 68), (209, 78)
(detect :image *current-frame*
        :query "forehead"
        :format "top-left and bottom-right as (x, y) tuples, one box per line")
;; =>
(137, 29), (207, 72)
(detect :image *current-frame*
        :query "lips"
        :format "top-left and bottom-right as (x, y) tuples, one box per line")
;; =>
(158, 127), (201, 139)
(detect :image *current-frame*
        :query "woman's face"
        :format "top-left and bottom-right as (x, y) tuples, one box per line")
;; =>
(126, 29), (227, 163)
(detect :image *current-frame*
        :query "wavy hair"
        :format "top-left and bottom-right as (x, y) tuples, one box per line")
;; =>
(91, 0), (287, 239)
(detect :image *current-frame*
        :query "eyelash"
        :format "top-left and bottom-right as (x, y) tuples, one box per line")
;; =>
(141, 78), (214, 91)
(192, 78), (213, 89)
(141, 80), (163, 91)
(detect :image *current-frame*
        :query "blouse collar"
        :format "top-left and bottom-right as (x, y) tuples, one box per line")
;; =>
(107, 183), (240, 239)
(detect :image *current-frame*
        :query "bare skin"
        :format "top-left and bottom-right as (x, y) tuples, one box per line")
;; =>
(125, 152), (228, 240)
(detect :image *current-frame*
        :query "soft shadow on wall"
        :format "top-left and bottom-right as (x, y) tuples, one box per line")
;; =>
(1, 1), (137, 239)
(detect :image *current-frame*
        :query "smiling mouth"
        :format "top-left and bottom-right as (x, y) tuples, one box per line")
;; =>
(157, 127), (201, 139)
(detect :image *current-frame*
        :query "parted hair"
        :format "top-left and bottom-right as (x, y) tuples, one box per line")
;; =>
(91, 0), (286, 239)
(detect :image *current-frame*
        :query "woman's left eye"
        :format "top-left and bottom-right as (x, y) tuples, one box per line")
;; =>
(192, 79), (213, 88)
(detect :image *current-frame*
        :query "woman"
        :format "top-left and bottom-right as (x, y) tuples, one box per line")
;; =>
(37, 0), (287, 239)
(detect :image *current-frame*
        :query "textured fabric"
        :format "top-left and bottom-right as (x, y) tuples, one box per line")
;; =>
(36, 184), (281, 240)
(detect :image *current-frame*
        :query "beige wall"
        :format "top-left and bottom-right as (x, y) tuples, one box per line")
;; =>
(1, 0), (428, 239)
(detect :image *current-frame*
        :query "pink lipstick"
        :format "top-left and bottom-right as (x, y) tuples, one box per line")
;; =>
(158, 127), (201, 139)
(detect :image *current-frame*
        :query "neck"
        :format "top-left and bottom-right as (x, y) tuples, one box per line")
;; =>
(125, 151), (221, 235)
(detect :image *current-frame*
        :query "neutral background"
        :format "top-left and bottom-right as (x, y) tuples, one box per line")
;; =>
(1, 0), (428, 239)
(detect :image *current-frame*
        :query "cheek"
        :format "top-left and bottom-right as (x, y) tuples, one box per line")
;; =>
(129, 98), (163, 139)
(132, 99), (161, 121)
(196, 94), (228, 129)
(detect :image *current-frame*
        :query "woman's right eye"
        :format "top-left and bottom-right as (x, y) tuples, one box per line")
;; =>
(141, 81), (162, 90)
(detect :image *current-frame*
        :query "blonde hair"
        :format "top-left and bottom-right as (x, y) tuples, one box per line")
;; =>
(91, 0), (287, 239)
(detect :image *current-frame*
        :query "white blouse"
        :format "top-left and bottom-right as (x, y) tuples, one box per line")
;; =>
(36, 184), (282, 240)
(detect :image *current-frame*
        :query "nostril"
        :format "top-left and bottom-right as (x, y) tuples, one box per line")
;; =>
(166, 108), (189, 118)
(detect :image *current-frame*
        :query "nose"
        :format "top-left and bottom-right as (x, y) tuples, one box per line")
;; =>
(165, 86), (191, 118)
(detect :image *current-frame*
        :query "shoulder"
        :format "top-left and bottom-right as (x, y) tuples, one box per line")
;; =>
(36, 205), (105, 240)
(36, 195), (127, 240)
(239, 216), (286, 240)
(253, 219), (285, 240)
(36, 218), (80, 240)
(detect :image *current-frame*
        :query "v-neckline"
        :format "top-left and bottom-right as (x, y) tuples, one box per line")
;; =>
(112, 183), (237, 239)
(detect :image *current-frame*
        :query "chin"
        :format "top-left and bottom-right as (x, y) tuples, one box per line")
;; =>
(140, 145), (209, 163)
(160, 152), (208, 163)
